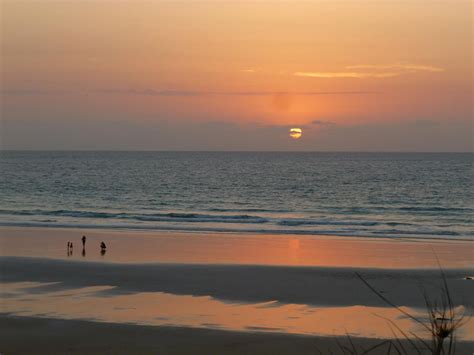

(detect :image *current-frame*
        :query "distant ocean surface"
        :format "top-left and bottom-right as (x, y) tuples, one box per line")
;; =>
(0, 151), (472, 240)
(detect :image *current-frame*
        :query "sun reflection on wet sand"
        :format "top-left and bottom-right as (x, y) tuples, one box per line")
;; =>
(0, 227), (472, 269)
(1, 282), (472, 340)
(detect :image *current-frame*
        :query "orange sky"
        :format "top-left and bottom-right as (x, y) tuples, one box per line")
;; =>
(1, 1), (472, 151)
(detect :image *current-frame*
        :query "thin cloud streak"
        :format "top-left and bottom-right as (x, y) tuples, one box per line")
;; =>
(311, 120), (336, 126)
(346, 64), (444, 72)
(1, 88), (380, 97)
(295, 63), (445, 79)
(294, 72), (399, 78)
(1, 89), (59, 95)
(96, 89), (379, 96)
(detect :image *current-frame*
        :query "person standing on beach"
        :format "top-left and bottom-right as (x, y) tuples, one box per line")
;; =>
(81, 235), (86, 248)
(100, 241), (107, 256)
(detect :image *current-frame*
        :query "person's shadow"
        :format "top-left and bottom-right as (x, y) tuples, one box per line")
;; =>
(100, 249), (107, 256)
(82, 248), (86, 258)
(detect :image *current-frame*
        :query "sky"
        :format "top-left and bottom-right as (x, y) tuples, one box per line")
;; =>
(1, 0), (472, 151)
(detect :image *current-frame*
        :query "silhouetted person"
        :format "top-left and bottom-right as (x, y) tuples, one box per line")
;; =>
(100, 242), (107, 256)
(81, 235), (87, 248)
(67, 242), (71, 257)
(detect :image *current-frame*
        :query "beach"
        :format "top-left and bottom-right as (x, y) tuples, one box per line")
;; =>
(1, 227), (473, 354)
(2, 0), (473, 352)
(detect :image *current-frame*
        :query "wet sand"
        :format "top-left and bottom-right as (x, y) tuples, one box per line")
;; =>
(1, 315), (473, 355)
(1, 226), (473, 268)
(2, 256), (473, 309)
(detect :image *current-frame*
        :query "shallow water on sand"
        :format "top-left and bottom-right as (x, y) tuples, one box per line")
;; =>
(3, 281), (472, 340)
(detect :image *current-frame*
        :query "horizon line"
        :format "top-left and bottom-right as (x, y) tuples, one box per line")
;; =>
(1, 149), (472, 154)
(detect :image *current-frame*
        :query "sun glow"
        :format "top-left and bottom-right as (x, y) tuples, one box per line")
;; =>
(289, 128), (302, 139)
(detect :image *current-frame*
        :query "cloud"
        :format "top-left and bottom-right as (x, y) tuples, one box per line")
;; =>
(311, 120), (336, 126)
(311, 119), (471, 152)
(2, 87), (380, 97)
(295, 63), (444, 79)
(295, 72), (399, 78)
(98, 89), (201, 96)
(271, 120), (336, 130)
(2, 105), (471, 152)
(346, 64), (444, 73)
(95, 89), (378, 96)
(1, 89), (55, 95)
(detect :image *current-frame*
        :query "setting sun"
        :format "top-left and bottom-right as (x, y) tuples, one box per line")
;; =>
(289, 128), (303, 139)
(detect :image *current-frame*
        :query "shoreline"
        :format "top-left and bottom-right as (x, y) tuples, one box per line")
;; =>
(1, 226), (473, 269)
(5, 224), (474, 243)
(0, 222), (472, 242)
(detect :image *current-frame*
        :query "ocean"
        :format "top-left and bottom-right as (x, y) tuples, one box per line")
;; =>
(0, 151), (472, 240)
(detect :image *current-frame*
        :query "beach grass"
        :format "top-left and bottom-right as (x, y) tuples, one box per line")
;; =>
(343, 269), (468, 354)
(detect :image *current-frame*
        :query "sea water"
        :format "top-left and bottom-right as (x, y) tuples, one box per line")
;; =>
(0, 151), (472, 240)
